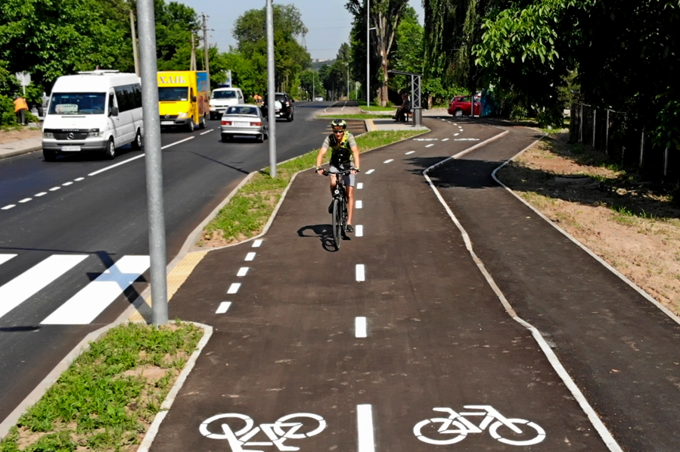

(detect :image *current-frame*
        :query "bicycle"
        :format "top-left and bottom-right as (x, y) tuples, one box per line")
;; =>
(413, 406), (546, 446)
(320, 168), (353, 250)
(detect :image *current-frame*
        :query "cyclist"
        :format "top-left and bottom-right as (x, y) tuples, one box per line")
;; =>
(315, 119), (361, 233)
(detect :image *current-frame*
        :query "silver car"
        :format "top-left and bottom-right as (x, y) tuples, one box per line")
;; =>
(220, 104), (269, 143)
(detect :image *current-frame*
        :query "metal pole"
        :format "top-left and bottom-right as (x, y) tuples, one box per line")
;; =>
(347, 65), (350, 99)
(366, 0), (370, 107)
(605, 109), (609, 155)
(266, 0), (277, 178)
(136, 0), (168, 325)
(592, 109), (596, 148)
(202, 14), (210, 82)
(130, 10), (140, 76)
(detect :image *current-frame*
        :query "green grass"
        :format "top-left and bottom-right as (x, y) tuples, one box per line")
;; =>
(201, 129), (427, 245)
(0, 322), (203, 452)
(317, 114), (393, 119)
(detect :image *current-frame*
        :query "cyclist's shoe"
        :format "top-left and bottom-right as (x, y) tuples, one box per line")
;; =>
(328, 201), (333, 214)
(346, 224), (354, 233)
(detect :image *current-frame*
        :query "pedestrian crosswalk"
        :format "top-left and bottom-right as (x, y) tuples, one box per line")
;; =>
(0, 253), (149, 325)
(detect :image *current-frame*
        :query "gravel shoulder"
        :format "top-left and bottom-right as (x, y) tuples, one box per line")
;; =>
(497, 131), (680, 315)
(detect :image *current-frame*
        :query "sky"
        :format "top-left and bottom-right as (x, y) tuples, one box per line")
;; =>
(179, 0), (425, 60)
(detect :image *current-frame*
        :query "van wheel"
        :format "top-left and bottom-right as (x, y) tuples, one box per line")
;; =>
(131, 129), (142, 150)
(187, 120), (195, 132)
(103, 138), (116, 160)
(200, 114), (206, 129)
(43, 150), (57, 162)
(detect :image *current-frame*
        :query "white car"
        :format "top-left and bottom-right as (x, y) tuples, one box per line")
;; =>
(209, 87), (244, 120)
(315, 96), (324, 102)
(220, 104), (268, 143)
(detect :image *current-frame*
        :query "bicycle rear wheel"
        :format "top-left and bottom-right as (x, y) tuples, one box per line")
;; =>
(332, 198), (342, 250)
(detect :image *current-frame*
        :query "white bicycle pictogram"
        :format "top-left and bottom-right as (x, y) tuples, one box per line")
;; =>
(199, 412), (326, 451)
(413, 406), (546, 446)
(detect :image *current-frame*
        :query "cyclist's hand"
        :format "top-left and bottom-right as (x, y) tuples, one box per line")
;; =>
(315, 167), (325, 176)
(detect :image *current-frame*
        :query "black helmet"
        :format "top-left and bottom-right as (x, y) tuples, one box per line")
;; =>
(330, 118), (347, 130)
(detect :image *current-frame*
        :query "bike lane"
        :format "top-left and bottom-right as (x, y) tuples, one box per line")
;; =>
(149, 119), (610, 451)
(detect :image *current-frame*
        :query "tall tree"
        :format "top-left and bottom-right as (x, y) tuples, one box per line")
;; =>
(346, 0), (409, 106)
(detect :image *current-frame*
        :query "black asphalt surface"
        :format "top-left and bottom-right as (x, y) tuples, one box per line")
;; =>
(149, 119), (623, 451)
(0, 101), (333, 423)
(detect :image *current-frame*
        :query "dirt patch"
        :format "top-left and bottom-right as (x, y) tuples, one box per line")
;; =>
(497, 132), (680, 315)
(0, 127), (41, 145)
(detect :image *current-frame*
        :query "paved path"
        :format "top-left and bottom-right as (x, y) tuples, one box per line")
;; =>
(148, 119), (620, 451)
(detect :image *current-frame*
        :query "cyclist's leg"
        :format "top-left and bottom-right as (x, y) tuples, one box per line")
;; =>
(328, 165), (339, 195)
(346, 185), (355, 227)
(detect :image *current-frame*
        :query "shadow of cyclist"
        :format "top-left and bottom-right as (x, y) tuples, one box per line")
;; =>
(297, 224), (349, 252)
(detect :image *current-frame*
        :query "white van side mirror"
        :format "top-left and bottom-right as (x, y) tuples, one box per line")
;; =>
(109, 106), (119, 117)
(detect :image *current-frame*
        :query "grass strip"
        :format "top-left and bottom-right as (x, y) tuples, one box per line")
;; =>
(0, 322), (203, 452)
(200, 129), (426, 246)
(317, 114), (393, 119)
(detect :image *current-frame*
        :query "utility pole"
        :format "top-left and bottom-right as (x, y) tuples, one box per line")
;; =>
(202, 14), (210, 80)
(366, 0), (370, 107)
(190, 34), (197, 71)
(129, 10), (140, 76)
(136, 0), (168, 325)
(266, 0), (277, 177)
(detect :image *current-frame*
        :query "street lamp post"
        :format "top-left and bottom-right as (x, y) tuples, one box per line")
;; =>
(366, 0), (369, 107)
(344, 62), (350, 100)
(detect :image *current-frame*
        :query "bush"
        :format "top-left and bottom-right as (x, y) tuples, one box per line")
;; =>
(0, 95), (16, 126)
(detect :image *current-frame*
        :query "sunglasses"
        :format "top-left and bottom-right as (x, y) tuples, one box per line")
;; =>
(332, 130), (344, 134)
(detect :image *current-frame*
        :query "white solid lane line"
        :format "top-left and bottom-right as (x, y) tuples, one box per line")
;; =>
(357, 404), (375, 452)
(426, 144), (434, 148)
(383, 159), (393, 164)
(237, 267), (249, 277)
(355, 225), (364, 237)
(356, 200), (363, 209)
(42, 256), (150, 325)
(1, 205), (15, 210)
(0, 254), (17, 266)
(245, 252), (256, 261)
(62, 181), (73, 186)
(216, 302), (232, 314)
(365, 169), (375, 174)
(357, 183), (363, 189)
(227, 283), (241, 294)
(35, 192), (47, 197)
(355, 317), (368, 338)
(356, 264), (365, 282)
(49, 187), (60, 191)
(18, 198), (32, 203)
(405, 151), (415, 155)
(0, 255), (88, 320)
(200, 129), (214, 135)
(88, 137), (196, 177)
(252, 239), (263, 248)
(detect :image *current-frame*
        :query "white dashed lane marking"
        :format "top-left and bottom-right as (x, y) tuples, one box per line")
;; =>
(356, 264), (365, 282)
(442, 138), (449, 141)
(74, 177), (85, 182)
(49, 187), (60, 191)
(357, 404), (376, 452)
(454, 133), (460, 136)
(1, 205), (15, 210)
(237, 267), (249, 277)
(365, 169), (375, 175)
(200, 129), (214, 135)
(245, 252), (256, 261)
(356, 200), (363, 209)
(357, 183), (363, 189)
(62, 182), (73, 186)
(252, 239), (263, 248)
(383, 159), (393, 164)
(216, 302), (232, 314)
(356, 225), (364, 237)
(426, 144), (434, 148)
(18, 198), (31, 203)
(227, 283), (241, 294)
(355, 317), (368, 338)
(405, 151), (415, 155)
(34, 192), (47, 197)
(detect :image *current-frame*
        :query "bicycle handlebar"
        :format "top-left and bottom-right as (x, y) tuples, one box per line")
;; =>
(316, 168), (356, 176)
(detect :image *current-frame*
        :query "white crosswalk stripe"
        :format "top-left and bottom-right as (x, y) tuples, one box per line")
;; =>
(41, 255), (150, 325)
(0, 255), (88, 320)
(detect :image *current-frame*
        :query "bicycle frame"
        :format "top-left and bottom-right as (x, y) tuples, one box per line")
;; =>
(432, 406), (523, 435)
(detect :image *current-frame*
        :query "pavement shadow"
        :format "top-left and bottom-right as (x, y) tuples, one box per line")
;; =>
(297, 224), (342, 252)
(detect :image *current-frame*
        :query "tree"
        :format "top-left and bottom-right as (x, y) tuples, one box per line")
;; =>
(346, 0), (409, 106)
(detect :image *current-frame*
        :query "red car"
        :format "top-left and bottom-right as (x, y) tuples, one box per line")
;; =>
(448, 95), (481, 117)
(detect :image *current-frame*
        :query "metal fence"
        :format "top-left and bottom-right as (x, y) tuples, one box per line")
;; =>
(571, 104), (676, 181)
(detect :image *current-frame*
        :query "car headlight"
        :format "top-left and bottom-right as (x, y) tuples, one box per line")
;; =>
(87, 129), (101, 137)
(177, 112), (188, 119)
(43, 132), (54, 138)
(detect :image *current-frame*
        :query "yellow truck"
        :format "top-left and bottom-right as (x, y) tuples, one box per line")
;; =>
(157, 71), (209, 132)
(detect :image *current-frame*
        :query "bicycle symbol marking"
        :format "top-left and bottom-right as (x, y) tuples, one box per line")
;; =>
(199, 412), (326, 451)
(413, 406), (546, 446)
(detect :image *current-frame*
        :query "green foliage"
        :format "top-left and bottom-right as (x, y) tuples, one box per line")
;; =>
(0, 95), (16, 126)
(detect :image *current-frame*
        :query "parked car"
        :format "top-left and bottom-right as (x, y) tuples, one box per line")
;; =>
(262, 92), (294, 121)
(314, 96), (324, 102)
(220, 104), (268, 143)
(209, 87), (244, 120)
(448, 95), (481, 117)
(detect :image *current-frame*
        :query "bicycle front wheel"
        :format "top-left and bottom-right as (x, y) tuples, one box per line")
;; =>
(332, 198), (342, 250)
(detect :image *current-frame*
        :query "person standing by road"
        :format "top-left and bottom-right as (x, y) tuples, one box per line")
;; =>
(14, 96), (28, 125)
(315, 119), (361, 233)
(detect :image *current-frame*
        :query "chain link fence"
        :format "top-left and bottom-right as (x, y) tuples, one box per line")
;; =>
(571, 104), (677, 182)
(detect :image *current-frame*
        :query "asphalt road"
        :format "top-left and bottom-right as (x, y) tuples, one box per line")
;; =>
(149, 119), (613, 451)
(0, 100), (334, 423)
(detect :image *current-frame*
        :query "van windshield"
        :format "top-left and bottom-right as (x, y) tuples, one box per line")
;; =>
(49, 93), (106, 115)
(159, 87), (188, 102)
(213, 90), (237, 99)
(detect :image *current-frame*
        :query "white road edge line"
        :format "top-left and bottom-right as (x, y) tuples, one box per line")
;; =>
(237, 267), (249, 277)
(356, 264), (365, 282)
(423, 130), (623, 452)
(357, 404), (375, 452)
(355, 317), (367, 338)
(227, 283), (241, 294)
(245, 252), (256, 261)
(355, 225), (364, 237)
(216, 302), (232, 314)
(88, 136), (195, 177)
(200, 129), (214, 135)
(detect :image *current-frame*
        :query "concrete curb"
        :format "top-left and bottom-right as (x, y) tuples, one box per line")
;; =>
(0, 145), (41, 161)
(137, 322), (213, 451)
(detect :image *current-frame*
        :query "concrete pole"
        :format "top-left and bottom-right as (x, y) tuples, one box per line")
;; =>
(136, 0), (168, 325)
(366, 0), (370, 107)
(130, 10), (140, 76)
(266, 0), (277, 178)
(202, 14), (210, 81)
